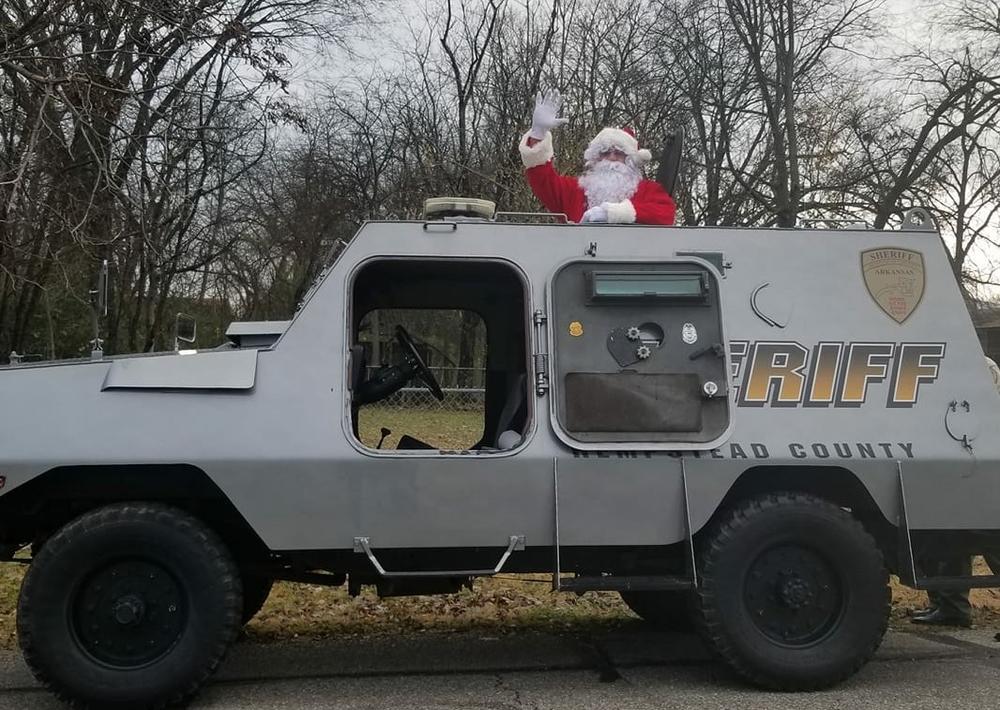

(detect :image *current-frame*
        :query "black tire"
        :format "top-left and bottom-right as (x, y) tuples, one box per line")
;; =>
(620, 590), (695, 632)
(240, 574), (274, 625)
(694, 492), (889, 691)
(18, 503), (243, 709)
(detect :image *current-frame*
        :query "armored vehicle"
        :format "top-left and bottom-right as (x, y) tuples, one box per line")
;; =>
(1, 203), (998, 708)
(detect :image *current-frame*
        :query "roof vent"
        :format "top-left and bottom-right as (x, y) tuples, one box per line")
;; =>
(423, 197), (496, 221)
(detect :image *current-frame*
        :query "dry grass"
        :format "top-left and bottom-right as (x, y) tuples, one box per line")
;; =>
(358, 406), (483, 450)
(244, 576), (629, 644)
(4, 563), (1000, 651)
(0, 564), (20, 649)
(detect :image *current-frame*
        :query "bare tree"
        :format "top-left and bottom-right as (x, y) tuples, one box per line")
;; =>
(0, 0), (372, 355)
(7, 0), (1000, 359)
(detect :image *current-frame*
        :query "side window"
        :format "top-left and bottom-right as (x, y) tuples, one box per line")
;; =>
(356, 309), (487, 450)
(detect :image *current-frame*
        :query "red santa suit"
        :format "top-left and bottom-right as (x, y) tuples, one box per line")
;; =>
(519, 128), (676, 225)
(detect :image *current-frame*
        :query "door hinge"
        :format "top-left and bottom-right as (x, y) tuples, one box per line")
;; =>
(533, 309), (549, 396)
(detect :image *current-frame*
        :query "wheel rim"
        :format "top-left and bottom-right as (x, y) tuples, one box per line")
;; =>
(71, 558), (186, 668)
(743, 544), (844, 647)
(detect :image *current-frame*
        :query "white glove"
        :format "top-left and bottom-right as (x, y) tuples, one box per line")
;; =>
(530, 89), (569, 139)
(581, 204), (608, 223)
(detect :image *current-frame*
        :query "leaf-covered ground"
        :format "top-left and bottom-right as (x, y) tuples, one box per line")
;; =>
(244, 576), (630, 643)
(4, 563), (1000, 651)
(0, 565), (19, 649)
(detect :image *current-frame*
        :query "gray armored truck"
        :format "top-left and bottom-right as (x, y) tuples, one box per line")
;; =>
(1, 204), (998, 708)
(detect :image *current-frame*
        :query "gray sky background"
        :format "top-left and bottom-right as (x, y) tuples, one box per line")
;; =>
(275, 0), (998, 290)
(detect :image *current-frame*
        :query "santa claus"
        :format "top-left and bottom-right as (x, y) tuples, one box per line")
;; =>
(519, 89), (675, 225)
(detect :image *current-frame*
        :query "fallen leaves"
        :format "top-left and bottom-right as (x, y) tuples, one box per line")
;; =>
(4, 555), (1000, 649)
(242, 575), (631, 645)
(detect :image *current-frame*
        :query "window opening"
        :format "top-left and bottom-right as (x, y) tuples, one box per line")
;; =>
(356, 309), (487, 450)
(348, 258), (530, 454)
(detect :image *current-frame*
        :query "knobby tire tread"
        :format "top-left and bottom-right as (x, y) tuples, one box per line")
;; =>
(18, 502), (242, 709)
(694, 492), (890, 691)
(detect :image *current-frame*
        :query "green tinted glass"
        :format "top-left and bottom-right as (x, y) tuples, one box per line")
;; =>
(591, 272), (705, 300)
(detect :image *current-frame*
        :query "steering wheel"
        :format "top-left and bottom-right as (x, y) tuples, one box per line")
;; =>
(395, 325), (444, 401)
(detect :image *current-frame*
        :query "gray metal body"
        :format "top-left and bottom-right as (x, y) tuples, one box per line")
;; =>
(0, 218), (996, 561)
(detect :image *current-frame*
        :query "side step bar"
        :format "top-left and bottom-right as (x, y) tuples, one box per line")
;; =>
(551, 459), (698, 593)
(917, 575), (1000, 591)
(353, 535), (525, 578)
(897, 462), (1000, 590)
(558, 575), (695, 593)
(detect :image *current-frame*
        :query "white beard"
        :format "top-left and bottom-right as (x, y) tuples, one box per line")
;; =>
(578, 160), (641, 208)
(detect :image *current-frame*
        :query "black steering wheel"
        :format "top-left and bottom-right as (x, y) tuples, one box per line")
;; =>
(395, 325), (444, 401)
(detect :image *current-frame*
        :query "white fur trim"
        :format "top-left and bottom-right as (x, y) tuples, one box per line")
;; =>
(579, 162), (641, 207)
(519, 130), (554, 169)
(605, 199), (637, 223)
(584, 128), (651, 165)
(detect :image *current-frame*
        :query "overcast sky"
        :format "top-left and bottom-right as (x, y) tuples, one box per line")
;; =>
(276, 0), (998, 286)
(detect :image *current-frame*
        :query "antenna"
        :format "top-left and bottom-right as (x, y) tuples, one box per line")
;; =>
(89, 259), (108, 359)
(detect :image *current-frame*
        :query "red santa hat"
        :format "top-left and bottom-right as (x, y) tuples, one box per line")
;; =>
(583, 126), (652, 165)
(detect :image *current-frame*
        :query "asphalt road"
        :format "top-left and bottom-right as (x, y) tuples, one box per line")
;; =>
(3, 625), (1000, 709)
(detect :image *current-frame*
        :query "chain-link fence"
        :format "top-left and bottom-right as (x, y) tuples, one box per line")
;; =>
(357, 307), (489, 449)
(362, 366), (486, 411)
(358, 366), (487, 450)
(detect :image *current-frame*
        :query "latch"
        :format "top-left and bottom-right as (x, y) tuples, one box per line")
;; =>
(533, 309), (550, 396)
(945, 400), (979, 453)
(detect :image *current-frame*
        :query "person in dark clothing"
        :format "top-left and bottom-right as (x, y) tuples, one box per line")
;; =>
(912, 558), (974, 627)
(911, 554), (1000, 627)
(914, 357), (1000, 627)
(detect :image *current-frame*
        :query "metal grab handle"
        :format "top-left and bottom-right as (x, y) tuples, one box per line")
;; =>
(353, 535), (525, 578)
(422, 222), (458, 232)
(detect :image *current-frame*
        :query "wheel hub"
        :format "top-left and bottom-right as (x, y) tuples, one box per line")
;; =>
(744, 544), (843, 646)
(778, 576), (814, 609)
(72, 559), (185, 668)
(112, 594), (146, 625)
